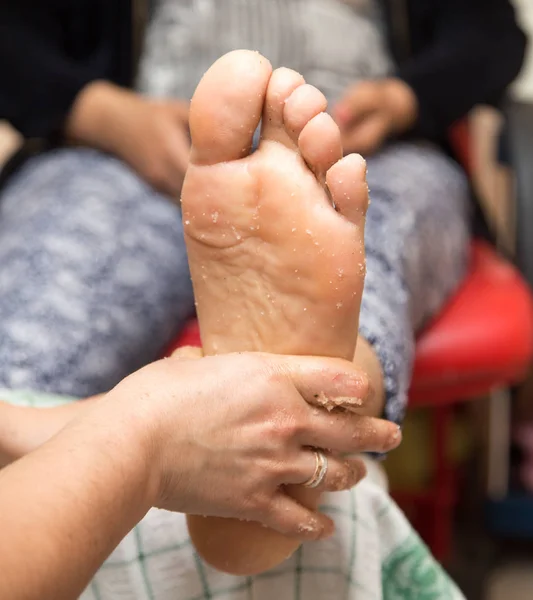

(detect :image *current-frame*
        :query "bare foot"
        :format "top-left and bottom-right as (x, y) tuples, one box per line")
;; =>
(182, 51), (369, 575)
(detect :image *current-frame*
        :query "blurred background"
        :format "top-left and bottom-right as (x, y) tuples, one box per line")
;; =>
(1, 1), (533, 598)
(384, 3), (533, 597)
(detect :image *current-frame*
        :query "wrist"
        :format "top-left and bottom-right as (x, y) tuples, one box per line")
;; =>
(85, 390), (161, 510)
(100, 385), (166, 509)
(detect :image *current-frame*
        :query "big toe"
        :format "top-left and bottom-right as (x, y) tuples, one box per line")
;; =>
(189, 50), (272, 165)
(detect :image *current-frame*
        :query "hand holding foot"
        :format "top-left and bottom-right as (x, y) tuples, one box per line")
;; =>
(182, 51), (395, 575)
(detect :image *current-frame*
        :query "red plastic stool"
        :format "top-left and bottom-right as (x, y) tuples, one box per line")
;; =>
(166, 320), (201, 354)
(166, 240), (533, 561)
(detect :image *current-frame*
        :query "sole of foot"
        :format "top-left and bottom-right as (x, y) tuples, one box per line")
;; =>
(183, 50), (369, 575)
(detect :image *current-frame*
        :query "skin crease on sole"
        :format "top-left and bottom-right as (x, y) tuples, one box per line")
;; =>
(182, 50), (370, 576)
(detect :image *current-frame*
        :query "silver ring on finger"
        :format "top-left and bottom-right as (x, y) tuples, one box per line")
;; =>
(302, 449), (328, 489)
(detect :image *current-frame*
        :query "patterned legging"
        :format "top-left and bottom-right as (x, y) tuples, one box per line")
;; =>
(0, 141), (469, 422)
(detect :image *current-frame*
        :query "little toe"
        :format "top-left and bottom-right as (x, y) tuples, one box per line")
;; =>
(189, 50), (272, 165)
(326, 154), (369, 225)
(298, 112), (343, 185)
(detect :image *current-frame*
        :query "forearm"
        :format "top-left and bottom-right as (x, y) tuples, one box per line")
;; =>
(65, 81), (137, 153)
(0, 396), (101, 467)
(0, 395), (157, 599)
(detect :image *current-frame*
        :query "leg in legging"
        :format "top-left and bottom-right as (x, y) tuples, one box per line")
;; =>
(358, 142), (471, 424)
(0, 148), (194, 397)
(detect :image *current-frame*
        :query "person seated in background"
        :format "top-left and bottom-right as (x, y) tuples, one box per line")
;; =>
(0, 0), (525, 406)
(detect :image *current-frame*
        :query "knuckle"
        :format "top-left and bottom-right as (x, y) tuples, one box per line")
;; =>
(253, 357), (298, 400)
(268, 413), (302, 442)
(270, 453), (299, 481)
(253, 456), (287, 490)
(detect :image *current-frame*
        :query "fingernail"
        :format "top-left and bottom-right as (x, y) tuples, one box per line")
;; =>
(330, 372), (370, 401)
(318, 519), (335, 540)
(384, 425), (402, 451)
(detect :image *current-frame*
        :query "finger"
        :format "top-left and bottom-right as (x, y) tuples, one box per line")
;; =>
(333, 82), (380, 128)
(258, 492), (335, 541)
(300, 411), (402, 455)
(283, 451), (367, 492)
(271, 354), (371, 411)
(170, 346), (204, 360)
(342, 116), (389, 156)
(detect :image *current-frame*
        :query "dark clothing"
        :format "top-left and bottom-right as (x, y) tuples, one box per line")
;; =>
(384, 0), (527, 140)
(0, 0), (132, 143)
(0, 0), (527, 144)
